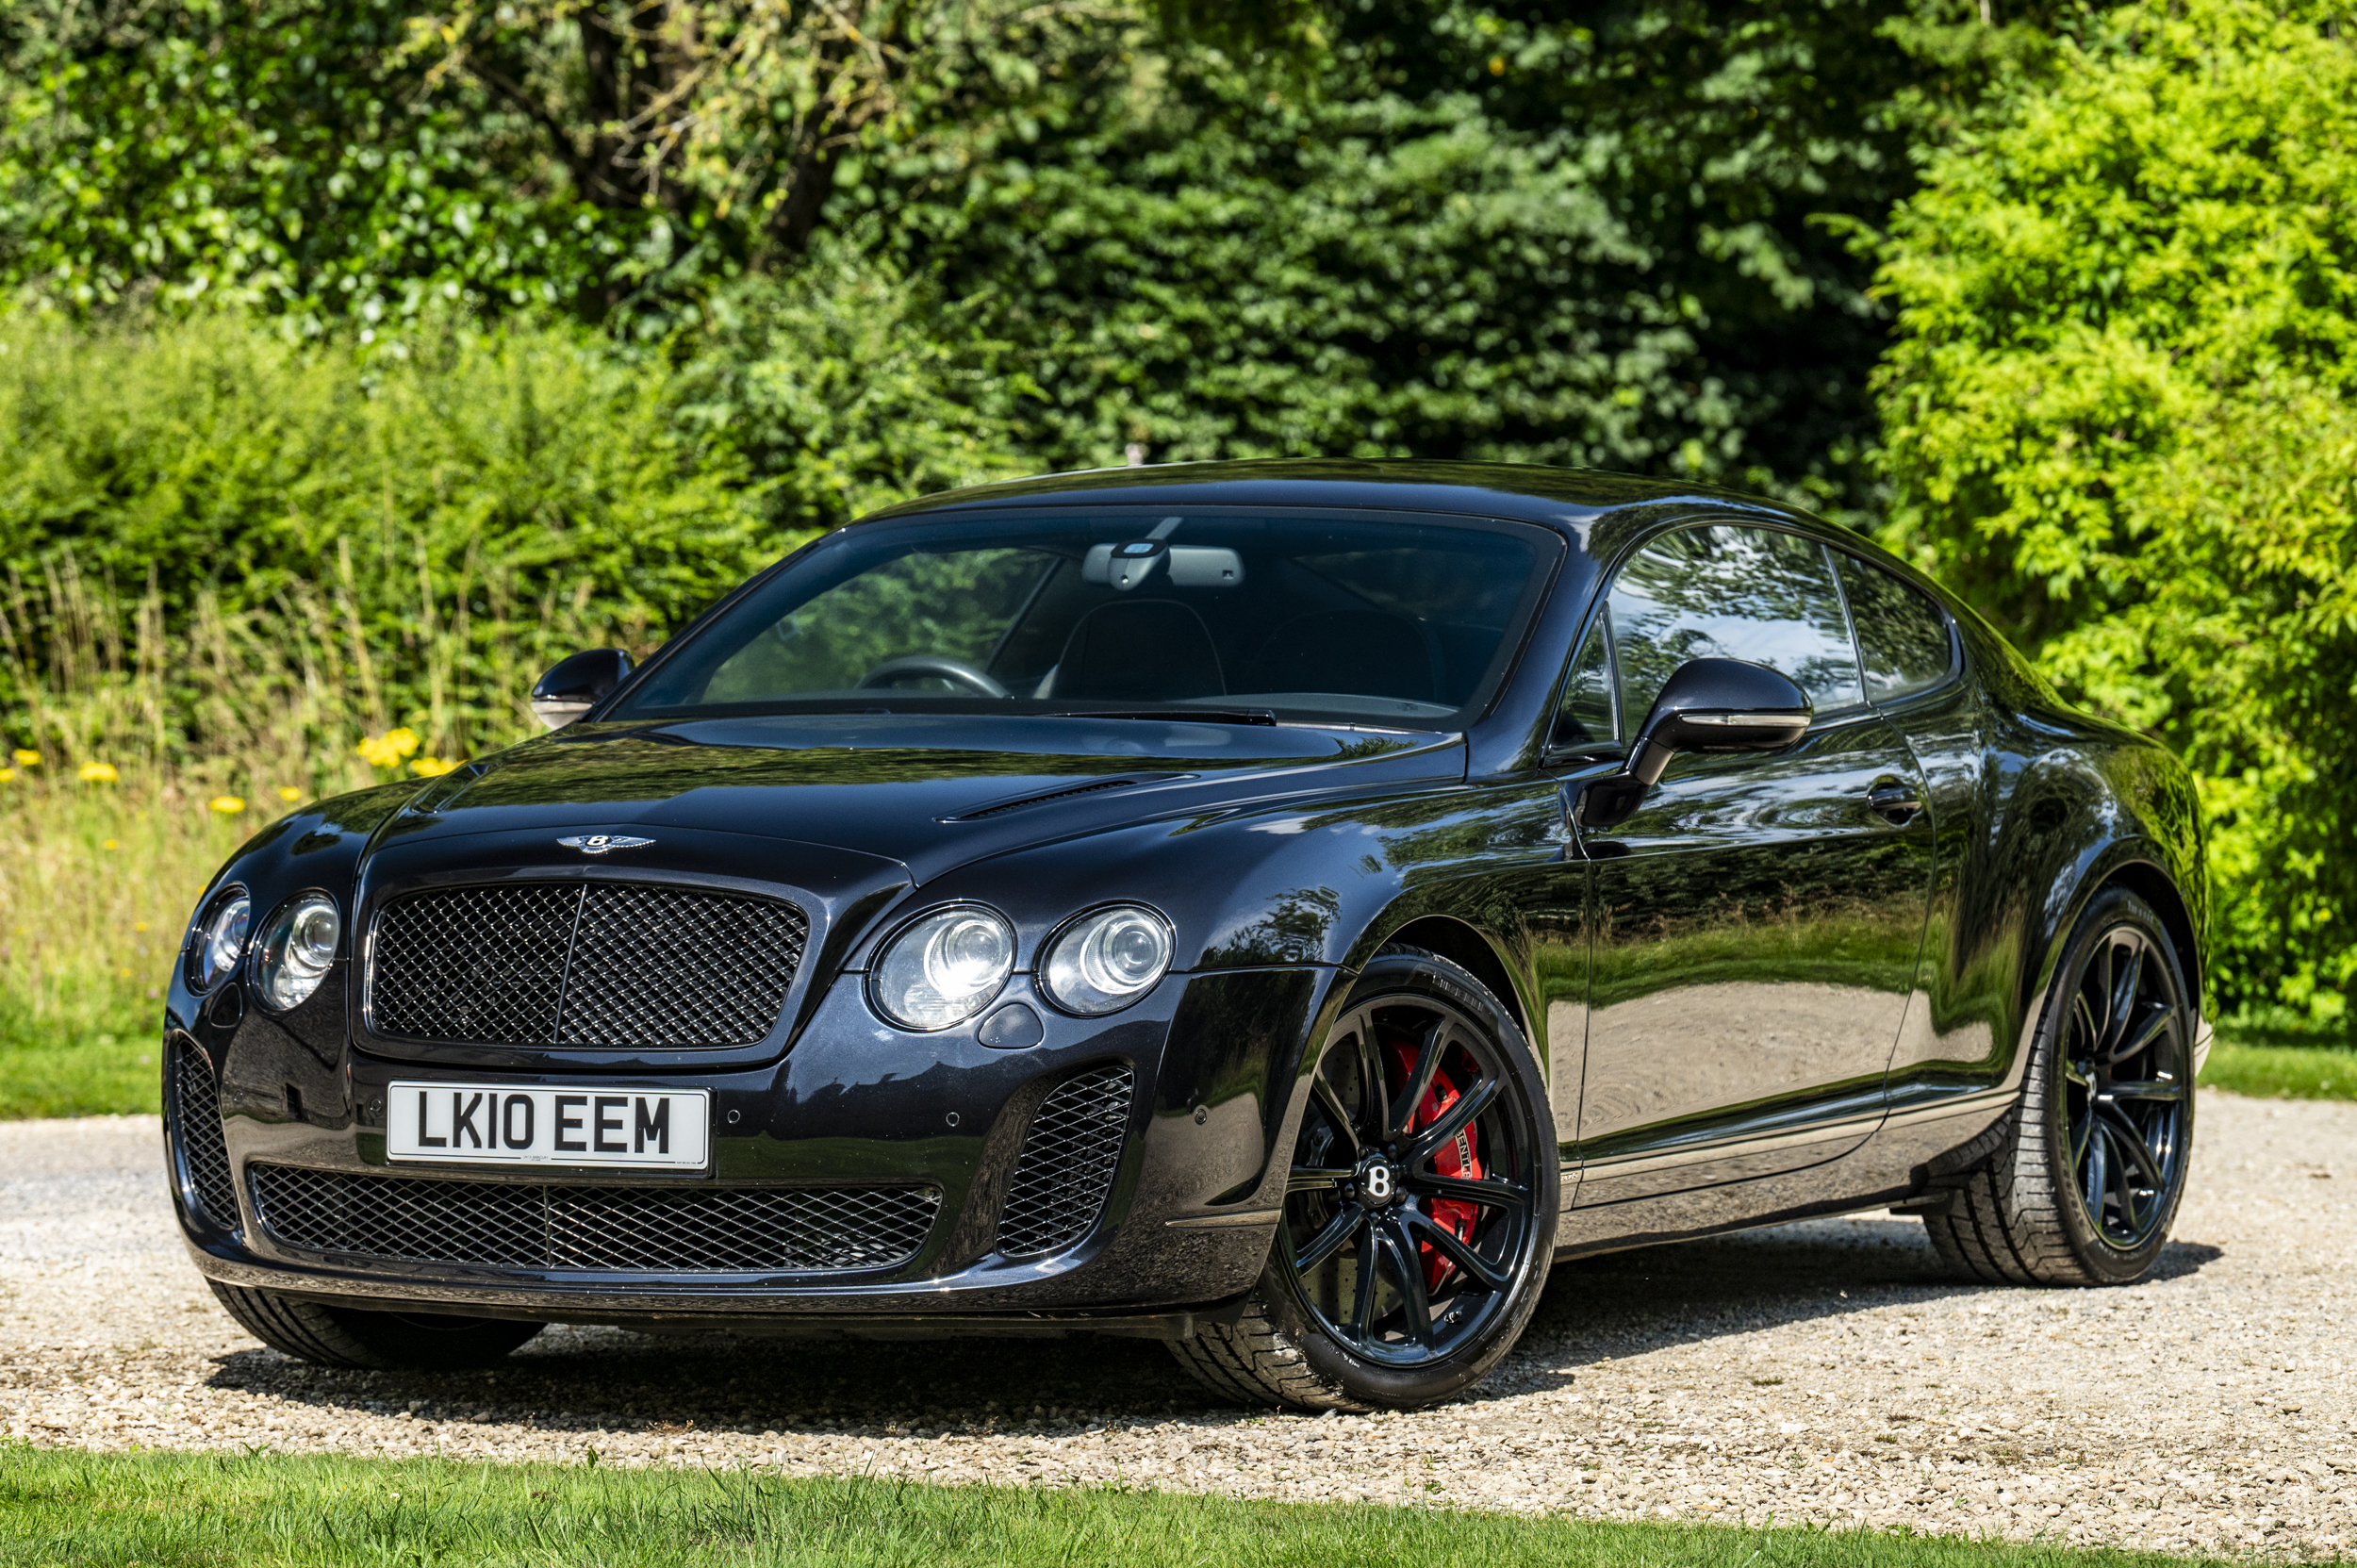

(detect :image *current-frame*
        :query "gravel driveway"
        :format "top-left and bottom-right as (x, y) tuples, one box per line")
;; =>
(7, 1095), (2352, 1560)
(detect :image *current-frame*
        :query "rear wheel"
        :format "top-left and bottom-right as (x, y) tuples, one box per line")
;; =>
(1922, 887), (2195, 1286)
(1170, 948), (1558, 1410)
(209, 1281), (543, 1369)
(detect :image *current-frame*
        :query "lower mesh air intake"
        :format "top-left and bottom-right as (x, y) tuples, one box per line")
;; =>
(172, 1039), (239, 1235)
(997, 1063), (1134, 1257)
(248, 1165), (939, 1274)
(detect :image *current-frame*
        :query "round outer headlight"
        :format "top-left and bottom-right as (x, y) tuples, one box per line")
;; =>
(870, 904), (1016, 1031)
(188, 891), (251, 992)
(256, 893), (340, 1012)
(1040, 904), (1174, 1016)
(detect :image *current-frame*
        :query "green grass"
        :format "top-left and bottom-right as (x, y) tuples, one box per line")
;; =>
(0, 1020), (157, 1118)
(2200, 1039), (2357, 1101)
(0, 1444), (2249, 1568)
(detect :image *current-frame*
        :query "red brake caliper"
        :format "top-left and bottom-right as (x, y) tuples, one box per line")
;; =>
(1386, 1039), (1483, 1292)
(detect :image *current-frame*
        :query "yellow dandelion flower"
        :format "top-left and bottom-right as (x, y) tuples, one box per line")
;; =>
(0, 768), (14, 784)
(11, 749), (38, 768)
(134, 921), (149, 933)
(276, 786), (303, 802)
(79, 762), (118, 784)
(409, 755), (463, 779)
(356, 728), (421, 769)
(102, 838), (119, 850)
(208, 796), (246, 816)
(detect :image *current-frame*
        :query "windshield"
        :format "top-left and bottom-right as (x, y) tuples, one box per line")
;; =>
(617, 509), (1556, 728)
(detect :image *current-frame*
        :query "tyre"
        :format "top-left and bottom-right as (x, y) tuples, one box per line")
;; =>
(1170, 947), (1558, 1410)
(209, 1281), (544, 1369)
(1922, 886), (2195, 1286)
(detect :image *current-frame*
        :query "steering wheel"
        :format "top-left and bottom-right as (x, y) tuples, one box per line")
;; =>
(853, 654), (1009, 699)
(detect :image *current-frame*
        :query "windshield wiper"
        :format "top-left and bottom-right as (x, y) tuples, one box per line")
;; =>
(1047, 707), (1279, 726)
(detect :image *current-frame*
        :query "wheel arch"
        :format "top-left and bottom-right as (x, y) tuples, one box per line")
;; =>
(1367, 915), (1534, 1048)
(2102, 859), (2204, 1010)
(2031, 843), (2206, 1037)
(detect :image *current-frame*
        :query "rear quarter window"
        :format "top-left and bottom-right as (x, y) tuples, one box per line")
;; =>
(1833, 553), (1957, 702)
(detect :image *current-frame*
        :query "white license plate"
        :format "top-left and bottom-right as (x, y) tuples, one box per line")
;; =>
(387, 1082), (710, 1170)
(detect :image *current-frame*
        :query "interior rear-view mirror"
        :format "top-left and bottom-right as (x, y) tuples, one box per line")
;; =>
(1575, 657), (1811, 830)
(1082, 542), (1244, 590)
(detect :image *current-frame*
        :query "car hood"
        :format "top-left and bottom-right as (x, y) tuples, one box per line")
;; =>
(370, 713), (1466, 886)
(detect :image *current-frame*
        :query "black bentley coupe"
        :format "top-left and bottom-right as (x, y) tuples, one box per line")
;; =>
(167, 461), (2206, 1411)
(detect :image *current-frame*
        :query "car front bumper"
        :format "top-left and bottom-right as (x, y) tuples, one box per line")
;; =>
(169, 966), (1330, 1331)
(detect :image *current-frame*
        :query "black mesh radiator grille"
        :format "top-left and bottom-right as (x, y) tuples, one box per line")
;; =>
(249, 1164), (939, 1274)
(997, 1064), (1134, 1258)
(171, 1039), (239, 1235)
(368, 882), (807, 1048)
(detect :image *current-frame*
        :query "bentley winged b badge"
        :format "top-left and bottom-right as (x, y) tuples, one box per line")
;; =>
(556, 834), (654, 856)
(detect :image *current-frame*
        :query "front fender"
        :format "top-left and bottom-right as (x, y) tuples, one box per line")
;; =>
(893, 773), (1574, 1215)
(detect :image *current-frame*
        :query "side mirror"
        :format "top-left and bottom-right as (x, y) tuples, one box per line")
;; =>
(1575, 658), (1812, 830)
(531, 648), (635, 731)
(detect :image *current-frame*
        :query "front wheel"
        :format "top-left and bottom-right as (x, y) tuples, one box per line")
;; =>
(1923, 886), (2196, 1286)
(209, 1281), (544, 1369)
(1170, 948), (1558, 1410)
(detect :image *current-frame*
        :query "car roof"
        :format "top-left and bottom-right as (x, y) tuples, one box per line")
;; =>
(851, 458), (1824, 553)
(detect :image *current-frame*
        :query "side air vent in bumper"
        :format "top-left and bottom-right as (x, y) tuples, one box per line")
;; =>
(249, 1165), (940, 1275)
(171, 1038), (239, 1237)
(997, 1063), (1135, 1258)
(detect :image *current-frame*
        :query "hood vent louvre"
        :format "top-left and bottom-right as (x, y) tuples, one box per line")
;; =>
(949, 773), (1194, 822)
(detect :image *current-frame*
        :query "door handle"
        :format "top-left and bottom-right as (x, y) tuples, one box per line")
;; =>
(1867, 782), (1924, 827)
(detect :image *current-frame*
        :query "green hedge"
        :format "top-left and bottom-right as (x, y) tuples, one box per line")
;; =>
(0, 311), (769, 759)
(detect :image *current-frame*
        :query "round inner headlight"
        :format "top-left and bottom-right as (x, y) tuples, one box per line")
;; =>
(256, 893), (340, 1012)
(871, 904), (1015, 1031)
(1041, 905), (1173, 1016)
(189, 891), (251, 992)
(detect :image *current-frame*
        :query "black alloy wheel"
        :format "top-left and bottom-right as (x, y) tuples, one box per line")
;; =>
(1168, 949), (1557, 1410)
(1282, 994), (1541, 1368)
(2060, 923), (2190, 1253)
(1921, 886), (2195, 1287)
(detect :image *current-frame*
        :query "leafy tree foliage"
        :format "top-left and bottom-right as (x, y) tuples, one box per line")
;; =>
(0, 0), (628, 326)
(0, 0), (1951, 517)
(1874, 0), (2357, 1024)
(843, 0), (1934, 513)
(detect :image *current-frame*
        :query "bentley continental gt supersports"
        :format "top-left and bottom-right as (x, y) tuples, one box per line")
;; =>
(166, 461), (2207, 1411)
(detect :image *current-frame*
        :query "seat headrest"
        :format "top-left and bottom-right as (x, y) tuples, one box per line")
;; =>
(1051, 600), (1226, 702)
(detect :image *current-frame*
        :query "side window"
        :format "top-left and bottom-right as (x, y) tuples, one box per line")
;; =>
(1550, 612), (1617, 751)
(1606, 525), (1865, 721)
(1833, 553), (1955, 703)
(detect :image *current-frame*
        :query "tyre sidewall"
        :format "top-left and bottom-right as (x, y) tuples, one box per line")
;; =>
(2035, 888), (2195, 1284)
(1262, 949), (1559, 1408)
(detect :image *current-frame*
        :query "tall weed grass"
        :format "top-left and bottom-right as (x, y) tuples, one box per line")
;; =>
(0, 310), (778, 763)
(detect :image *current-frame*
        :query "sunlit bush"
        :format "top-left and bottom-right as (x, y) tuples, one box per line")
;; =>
(1874, 0), (2357, 1028)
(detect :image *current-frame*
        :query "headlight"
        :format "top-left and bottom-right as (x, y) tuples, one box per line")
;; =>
(1041, 904), (1173, 1016)
(871, 904), (1015, 1031)
(255, 893), (339, 1012)
(188, 891), (251, 991)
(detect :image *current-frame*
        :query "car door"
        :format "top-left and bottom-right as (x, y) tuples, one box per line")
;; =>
(1568, 522), (1937, 1208)
(1825, 548), (1999, 1120)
